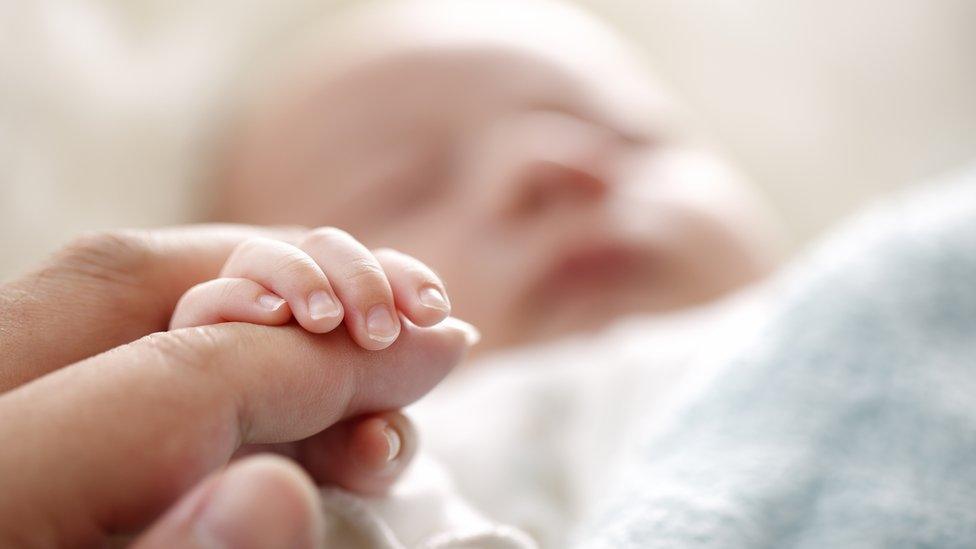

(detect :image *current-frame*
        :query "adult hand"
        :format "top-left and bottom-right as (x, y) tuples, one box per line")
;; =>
(0, 226), (474, 547)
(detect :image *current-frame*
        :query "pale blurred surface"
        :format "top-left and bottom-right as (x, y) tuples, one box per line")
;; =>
(580, 0), (976, 243)
(2, 0), (975, 278)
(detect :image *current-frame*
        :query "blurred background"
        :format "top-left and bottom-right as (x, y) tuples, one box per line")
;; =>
(2, 0), (975, 278)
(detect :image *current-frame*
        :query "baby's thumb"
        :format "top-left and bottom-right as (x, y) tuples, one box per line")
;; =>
(299, 410), (419, 496)
(133, 455), (324, 549)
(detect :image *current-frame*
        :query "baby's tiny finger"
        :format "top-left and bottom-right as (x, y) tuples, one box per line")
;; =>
(221, 237), (344, 334)
(297, 412), (417, 496)
(169, 278), (292, 330)
(372, 248), (451, 327)
(300, 228), (400, 351)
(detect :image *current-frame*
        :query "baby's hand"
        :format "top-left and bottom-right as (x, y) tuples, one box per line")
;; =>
(169, 227), (452, 350)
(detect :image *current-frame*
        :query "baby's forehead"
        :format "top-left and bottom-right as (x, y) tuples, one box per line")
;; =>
(268, 0), (670, 137)
(287, 46), (661, 153)
(312, 47), (587, 115)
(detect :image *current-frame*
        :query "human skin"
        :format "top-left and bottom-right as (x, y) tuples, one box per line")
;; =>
(0, 226), (473, 547)
(215, 0), (782, 353)
(170, 228), (458, 352)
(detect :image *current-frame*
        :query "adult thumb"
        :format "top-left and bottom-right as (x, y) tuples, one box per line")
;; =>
(133, 454), (325, 549)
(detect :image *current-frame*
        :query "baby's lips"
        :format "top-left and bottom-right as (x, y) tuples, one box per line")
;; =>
(436, 316), (482, 347)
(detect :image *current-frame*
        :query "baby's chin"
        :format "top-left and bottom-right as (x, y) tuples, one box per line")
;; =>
(513, 271), (733, 346)
(513, 287), (667, 346)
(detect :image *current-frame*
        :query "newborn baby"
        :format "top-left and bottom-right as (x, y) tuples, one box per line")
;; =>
(212, 0), (782, 354)
(191, 0), (785, 544)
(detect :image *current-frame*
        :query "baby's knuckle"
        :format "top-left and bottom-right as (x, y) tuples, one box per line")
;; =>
(216, 279), (240, 302)
(373, 248), (435, 275)
(231, 236), (276, 258)
(272, 252), (319, 279)
(342, 257), (385, 283)
(178, 281), (210, 306)
(405, 263), (437, 281)
(371, 247), (401, 259)
(303, 226), (353, 247)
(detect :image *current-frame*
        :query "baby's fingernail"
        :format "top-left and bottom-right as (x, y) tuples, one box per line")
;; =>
(366, 305), (399, 343)
(308, 291), (341, 320)
(439, 317), (482, 346)
(382, 425), (401, 463)
(418, 286), (450, 313)
(258, 294), (286, 312)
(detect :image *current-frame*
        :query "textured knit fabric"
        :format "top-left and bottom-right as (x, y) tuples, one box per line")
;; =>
(576, 165), (976, 548)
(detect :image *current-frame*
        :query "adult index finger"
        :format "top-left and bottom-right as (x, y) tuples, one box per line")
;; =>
(0, 316), (476, 546)
(0, 224), (303, 392)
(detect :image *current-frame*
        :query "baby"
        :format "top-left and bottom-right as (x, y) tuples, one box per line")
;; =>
(173, 0), (785, 544)
(208, 0), (782, 354)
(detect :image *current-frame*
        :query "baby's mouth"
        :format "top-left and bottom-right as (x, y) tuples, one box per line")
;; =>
(535, 239), (651, 298)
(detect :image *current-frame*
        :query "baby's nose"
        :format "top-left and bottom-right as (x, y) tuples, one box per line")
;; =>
(506, 157), (612, 217)
(493, 112), (622, 217)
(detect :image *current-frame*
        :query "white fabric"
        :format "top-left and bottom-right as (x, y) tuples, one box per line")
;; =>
(320, 290), (771, 548)
(317, 457), (535, 548)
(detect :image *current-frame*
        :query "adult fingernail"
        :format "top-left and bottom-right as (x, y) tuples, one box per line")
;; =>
(258, 294), (286, 312)
(418, 286), (450, 313)
(308, 291), (341, 320)
(194, 477), (246, 548)
(439, 317), (482, 346)
(366, 305), (399, 343)
(383, 425), (401, 462)
(193, 475), (286, 549)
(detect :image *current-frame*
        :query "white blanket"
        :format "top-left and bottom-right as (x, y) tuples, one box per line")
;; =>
(317, 290), (772, 547)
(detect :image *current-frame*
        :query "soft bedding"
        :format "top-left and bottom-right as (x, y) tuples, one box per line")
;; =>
(577, 164), (976, 547)
(310, 164), (976, 547)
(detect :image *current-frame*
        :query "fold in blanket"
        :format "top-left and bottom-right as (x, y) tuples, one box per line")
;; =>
(577, 164), (976, 548)
(317, 456), (537, 548)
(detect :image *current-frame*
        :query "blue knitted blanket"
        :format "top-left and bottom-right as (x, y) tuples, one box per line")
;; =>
(577, 165), (976, 548)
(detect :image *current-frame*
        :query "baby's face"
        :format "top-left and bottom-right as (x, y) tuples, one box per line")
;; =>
(219, 5), (778, 351)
